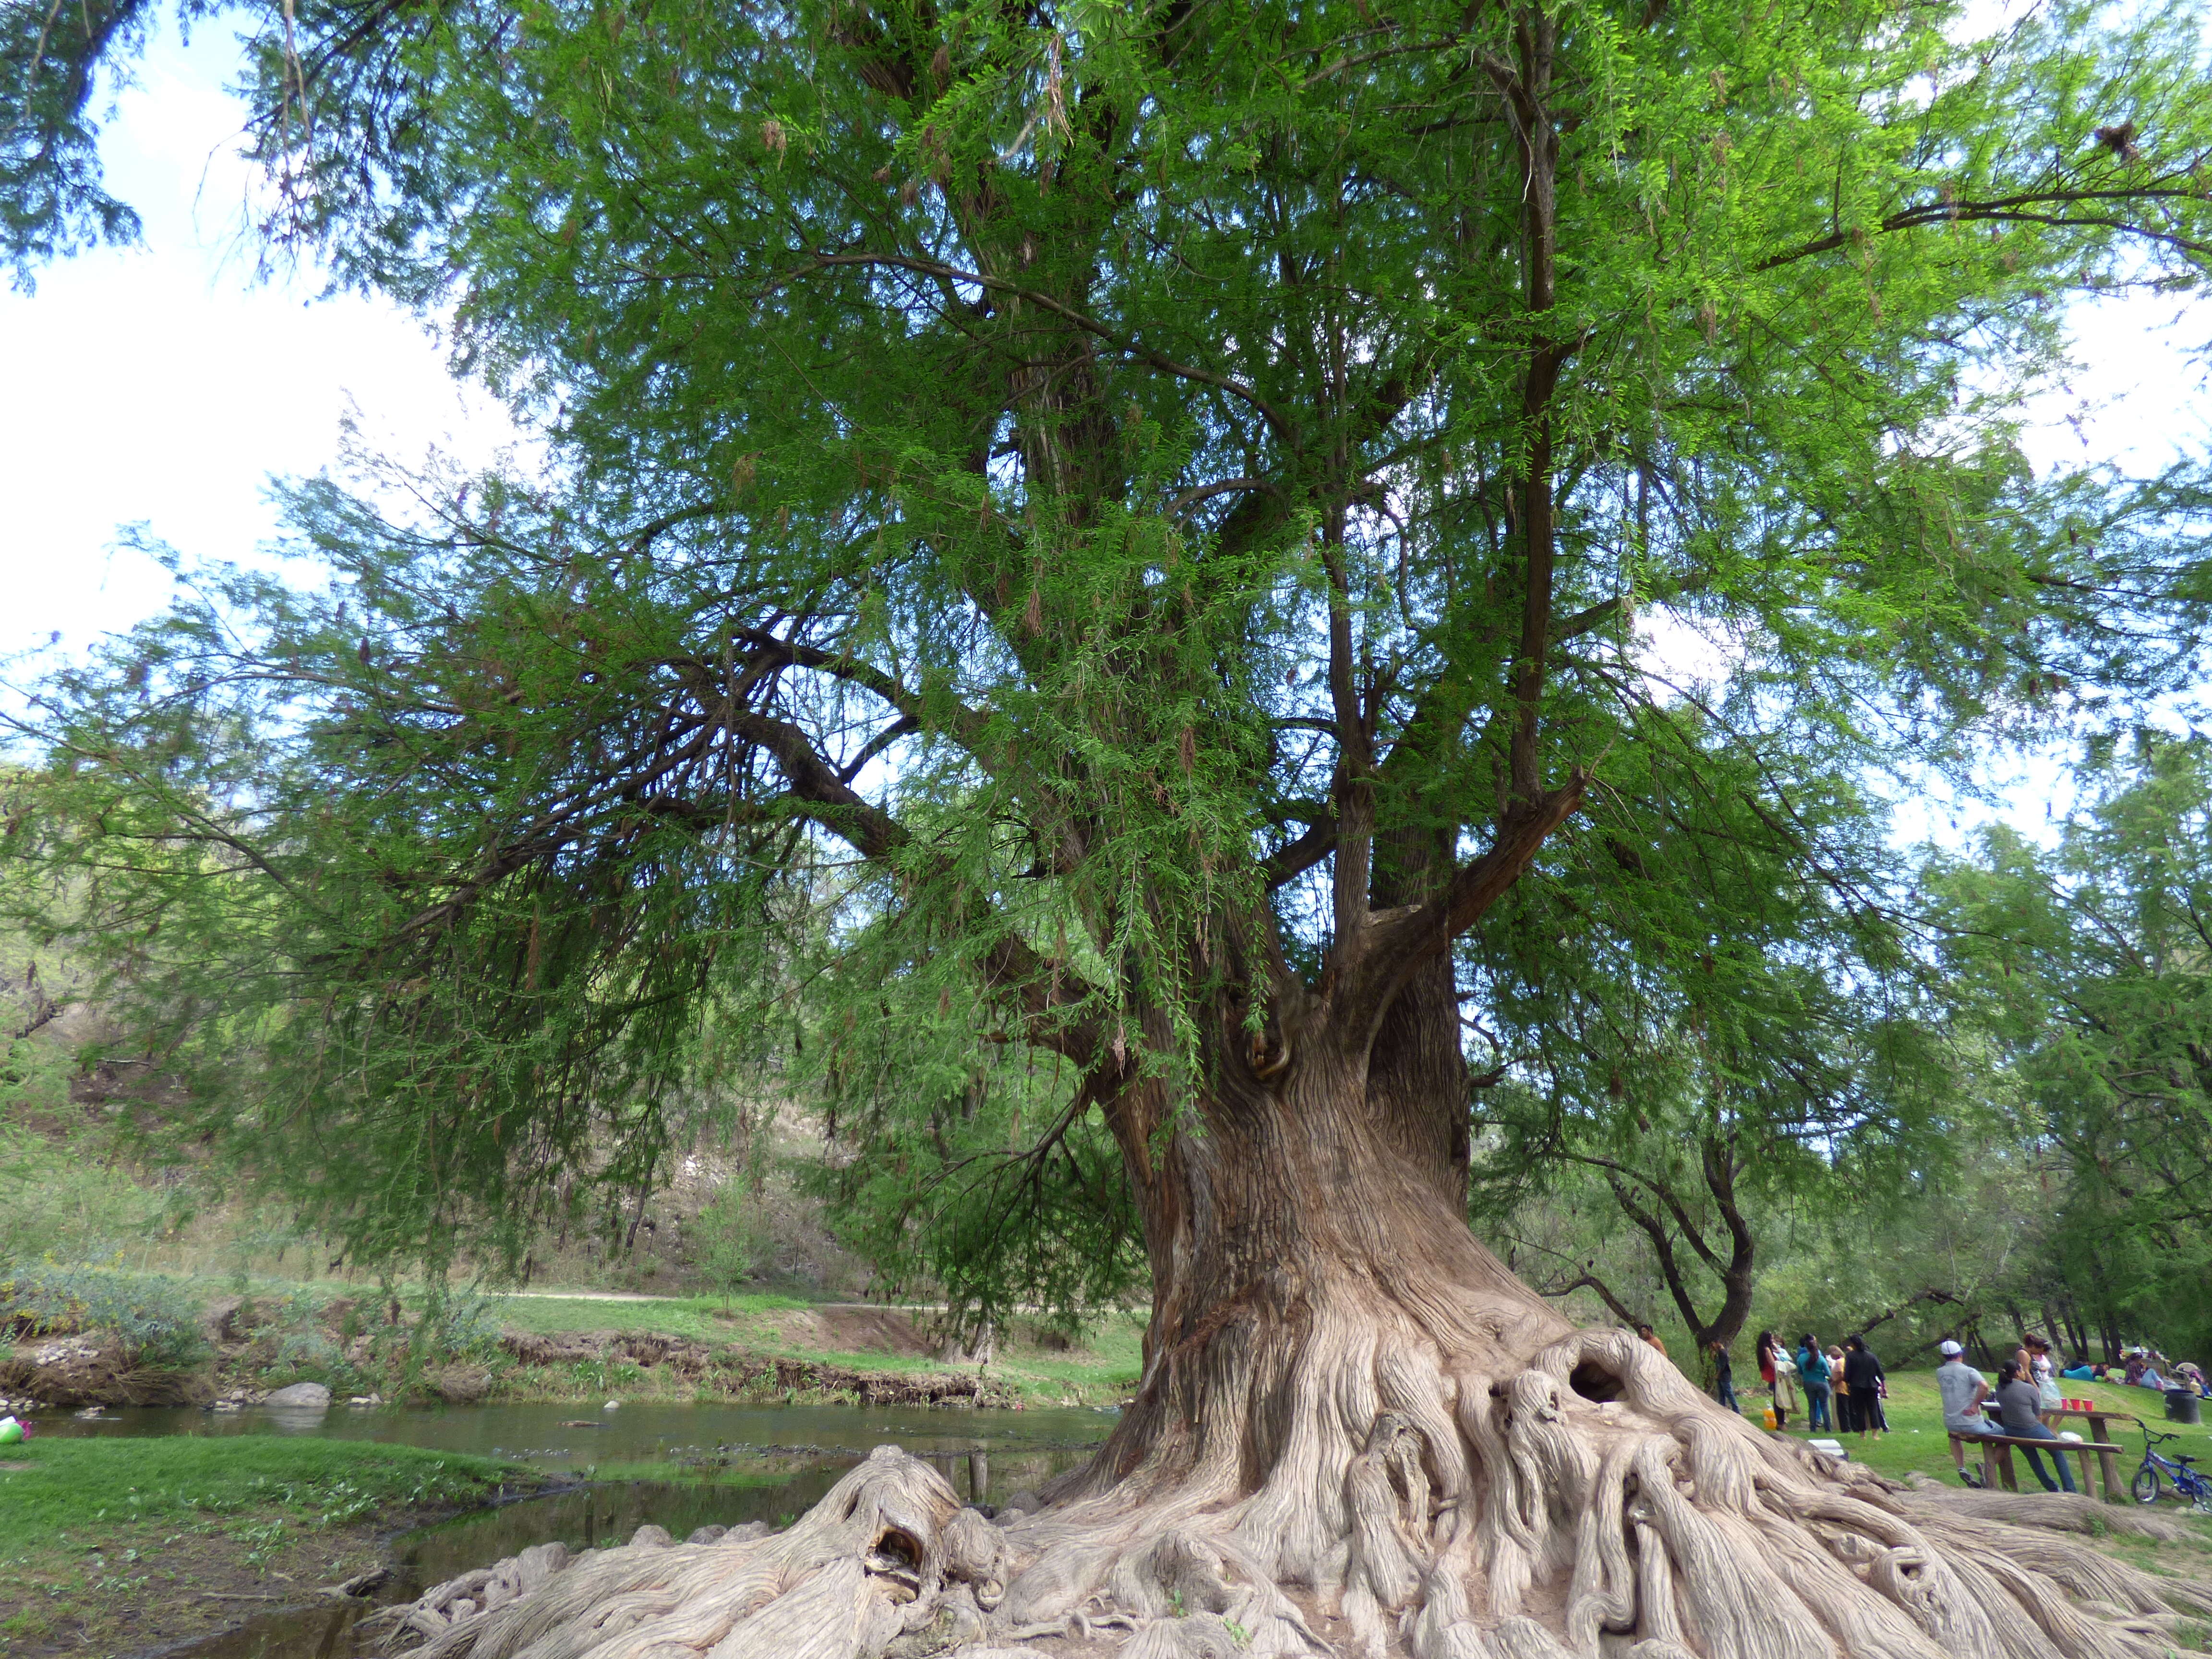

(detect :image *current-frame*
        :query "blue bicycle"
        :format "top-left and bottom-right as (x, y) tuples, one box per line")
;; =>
(2130, 1427), (2212, 1511)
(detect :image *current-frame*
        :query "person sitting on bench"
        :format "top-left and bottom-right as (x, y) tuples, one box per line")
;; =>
(1937, 1340), (1998, 1486)
(1995, 1358), (2077, 1493)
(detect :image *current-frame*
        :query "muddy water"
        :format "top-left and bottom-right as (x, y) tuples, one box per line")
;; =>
(65, 1402), (1112, 1659)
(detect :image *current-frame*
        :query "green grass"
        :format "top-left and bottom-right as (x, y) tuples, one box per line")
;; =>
(486, 1292), (1147, 1405)
(0, 1434), (528, 1551)
(488, 1291), (814, 1339)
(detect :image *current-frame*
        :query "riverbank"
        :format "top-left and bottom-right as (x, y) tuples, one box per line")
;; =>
(484, 1293), (1144, 1408)
(0, 1436), (535, 1656)
(1, 1268), (1148, 1413)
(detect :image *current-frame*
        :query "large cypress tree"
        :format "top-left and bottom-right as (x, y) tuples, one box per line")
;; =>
(8, 0), (2212, 1650)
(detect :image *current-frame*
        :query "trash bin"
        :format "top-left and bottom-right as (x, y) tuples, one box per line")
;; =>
(2165, 1387), (2201, 1425)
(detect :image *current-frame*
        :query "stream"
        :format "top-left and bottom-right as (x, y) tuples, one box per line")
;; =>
(33, 1400), (1115, 1658)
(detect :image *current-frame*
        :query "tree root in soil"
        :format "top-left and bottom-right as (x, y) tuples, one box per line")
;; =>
(379, 1327), (2212, 1659)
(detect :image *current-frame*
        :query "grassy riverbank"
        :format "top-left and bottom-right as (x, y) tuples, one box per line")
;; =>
(0, 1266), (1149, 1412)
(0, 1435), (532, 1656)
(484, 1291), (1146, 1407)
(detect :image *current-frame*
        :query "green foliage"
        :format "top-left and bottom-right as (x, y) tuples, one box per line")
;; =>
(1465, 720), (1965, 1341)
(0, 1260), (207, 1369)
(0, 0), (164, 279)
(4, 0), (2209, 1324)
(0, 1124), (168, 1265)
(1926, 731), (2212, 1360)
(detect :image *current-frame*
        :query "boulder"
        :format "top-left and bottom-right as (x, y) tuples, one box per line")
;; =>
(201, 1297), (257, 1346)
(264, 1381), (332, 1409)
(429, 1365), (492, 1405)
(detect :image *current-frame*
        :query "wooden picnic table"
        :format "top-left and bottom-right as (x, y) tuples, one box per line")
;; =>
(2040, 1406), (2143, 1502)
(1948, 1426), (2126, 1500)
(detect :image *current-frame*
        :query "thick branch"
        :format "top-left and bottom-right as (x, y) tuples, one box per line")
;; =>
(1345, 774), (1587, 1040)
(1604, 1174), (1711, 1338)
(1755, 179), (2212, 270)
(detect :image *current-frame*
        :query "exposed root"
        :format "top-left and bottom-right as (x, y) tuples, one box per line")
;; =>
(383, 1323), (2212, 1659)
(1899, 1483), (2212, 1545)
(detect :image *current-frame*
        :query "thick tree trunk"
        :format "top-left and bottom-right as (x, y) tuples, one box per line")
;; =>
(1065, 1032), (1569, 1529)
(390, 1007), (2212, 1659)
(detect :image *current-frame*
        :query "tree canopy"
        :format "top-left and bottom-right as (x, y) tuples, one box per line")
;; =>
(5, 0), (2211, 1311)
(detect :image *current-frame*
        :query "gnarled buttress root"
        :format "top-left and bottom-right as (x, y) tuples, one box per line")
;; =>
(381, 1325), (2212, 1659)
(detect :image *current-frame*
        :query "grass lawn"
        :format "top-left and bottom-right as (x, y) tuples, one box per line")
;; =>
(0, 1435), (532, 1657)
(489, 1291), (816, 1339)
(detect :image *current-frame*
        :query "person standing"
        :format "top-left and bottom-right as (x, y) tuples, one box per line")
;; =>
(1937, 1339), (1997, 1486)
(1764, 1332), (1798, 1428)
(1710, 1337), (1739, 1413)
(1636, 1323), (1668, 1358)
(1798, 1334), (1833, 1432)
(1843, 1336), (1887, 1437)
(1828, 1344), (1853, 1431)
(1995, 1359), (2077, 1492)
(2025, 1334), (2062, 1418)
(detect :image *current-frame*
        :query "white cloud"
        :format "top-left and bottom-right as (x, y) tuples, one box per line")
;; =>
(0, 14), (518, 662)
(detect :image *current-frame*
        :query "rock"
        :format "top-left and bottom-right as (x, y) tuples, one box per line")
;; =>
(202, 1300), (245, 1354)
(347, 1393), (385, 1407)
(685, 1524), (729, 1545)
(201, 1297), (255, 1346)
(429, 1366), (491, 1405)
(629, 1525), (673, 1550)
(603, 1398), (620, 1411)
(264, 1382), (332, 1409)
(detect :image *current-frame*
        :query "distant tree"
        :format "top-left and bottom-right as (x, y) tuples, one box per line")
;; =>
(1466, 789), (1958, 1357)
(1928, 731), (2212, 1360)
(7, 0), (2212, 1649)
(690, 1182), (770, 1312)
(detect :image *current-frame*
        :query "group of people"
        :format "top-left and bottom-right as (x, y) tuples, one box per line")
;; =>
(1752, 1331), (1890, 1433)
(1634, 1324), (1890, 1433)
(1938, 1332), (2078, 1491)
(1635, 1319), (2210, 1475)
(2066, 1346), (2212, 1397)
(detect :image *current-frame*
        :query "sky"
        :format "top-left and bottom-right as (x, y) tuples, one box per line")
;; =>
(1, 14), (2206, 854)
(0, 16), (520, 666)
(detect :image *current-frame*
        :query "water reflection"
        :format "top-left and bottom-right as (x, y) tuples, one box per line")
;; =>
(41, 1398), (1113, 1472)
(115, 1405), (1108, 1659)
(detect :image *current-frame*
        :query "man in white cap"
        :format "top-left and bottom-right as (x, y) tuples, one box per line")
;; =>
(1937, 1338), (1996, 1486)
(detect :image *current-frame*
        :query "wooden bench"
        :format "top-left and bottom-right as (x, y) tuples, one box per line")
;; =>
(1948, 1430), (2125, 1500)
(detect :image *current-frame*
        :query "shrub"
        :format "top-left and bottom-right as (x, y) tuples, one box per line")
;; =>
(692, 1185), (772, 1310)
(0, 1125), (165, 1264)
(0, 1259), (209, 1370)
